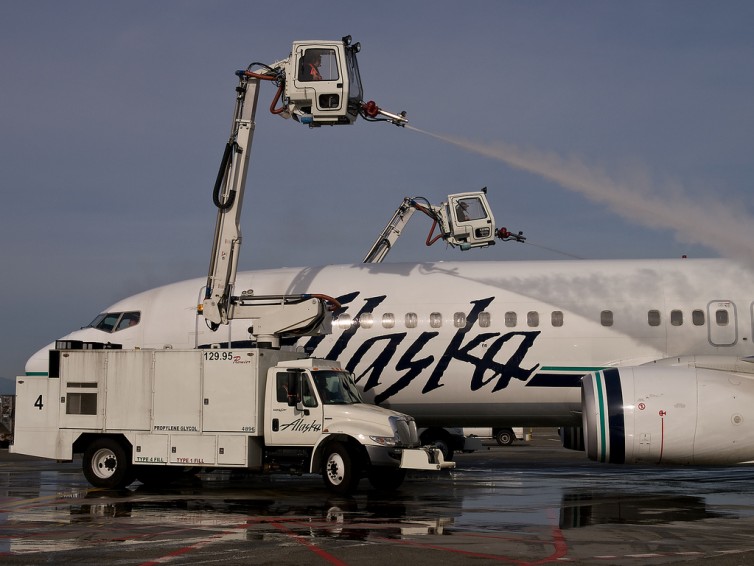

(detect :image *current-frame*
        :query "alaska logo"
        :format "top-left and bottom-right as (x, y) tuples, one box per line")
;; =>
(303, 294), (540, 403)
(279, 418), (322, 433)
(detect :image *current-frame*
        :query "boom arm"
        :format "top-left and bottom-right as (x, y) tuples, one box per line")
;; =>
(202, 36), (405, 347)
(363, 191), (525, 264)
(203, 70), (261, 330)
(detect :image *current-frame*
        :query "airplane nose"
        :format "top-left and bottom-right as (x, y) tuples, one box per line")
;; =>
(25, 342), (55, 376)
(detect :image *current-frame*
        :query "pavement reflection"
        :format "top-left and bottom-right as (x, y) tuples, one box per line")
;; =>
(2, 430), (754, 565)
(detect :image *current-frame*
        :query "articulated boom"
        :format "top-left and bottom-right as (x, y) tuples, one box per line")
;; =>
(363, 190), (525, 264)
(203, 36), (406, 346)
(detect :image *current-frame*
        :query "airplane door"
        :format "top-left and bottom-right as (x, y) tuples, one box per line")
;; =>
(266, 371), (323, 447)
(708, 300), (737, 346)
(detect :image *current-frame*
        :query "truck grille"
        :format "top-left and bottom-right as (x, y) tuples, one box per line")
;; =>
(392, 417), (420, 447)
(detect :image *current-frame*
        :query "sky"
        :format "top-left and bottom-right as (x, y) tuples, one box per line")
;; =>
(1, 1), (753, 386)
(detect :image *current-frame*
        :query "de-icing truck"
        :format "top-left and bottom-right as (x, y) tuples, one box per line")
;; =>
(11, 36), (451, 494)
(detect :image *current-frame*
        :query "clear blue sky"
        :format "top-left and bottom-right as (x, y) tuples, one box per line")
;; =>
(2, 1), (753, 385)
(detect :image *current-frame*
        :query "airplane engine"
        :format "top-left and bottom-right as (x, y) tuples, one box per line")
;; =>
(581, 367), (754, 465)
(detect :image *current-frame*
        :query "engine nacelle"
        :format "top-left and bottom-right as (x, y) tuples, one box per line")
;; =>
(581, 367), (754, 465)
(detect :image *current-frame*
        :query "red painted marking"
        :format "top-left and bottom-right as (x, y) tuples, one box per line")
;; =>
(139, 519), (264, 565)
(377, 524), (569, 565)
(659, 413), (665, 464)
(269, 522), (349, 566)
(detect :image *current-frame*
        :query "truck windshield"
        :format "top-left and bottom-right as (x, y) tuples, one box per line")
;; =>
(312, 371), (364, 405)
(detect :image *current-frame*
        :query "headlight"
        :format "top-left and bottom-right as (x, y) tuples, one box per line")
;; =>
(369, 435), (399, 447)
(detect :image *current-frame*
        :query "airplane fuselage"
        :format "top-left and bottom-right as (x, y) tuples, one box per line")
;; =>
(26, 259), (754, 427)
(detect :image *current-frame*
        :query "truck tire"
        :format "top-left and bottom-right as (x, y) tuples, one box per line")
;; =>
(495, 428), (515, 446)
(83, 438), (134, 489)
(367, 467), (406, 491)
(322, 443), (359, 495)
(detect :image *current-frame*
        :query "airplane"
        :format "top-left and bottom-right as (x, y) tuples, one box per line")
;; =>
(24, 256), (754, 466)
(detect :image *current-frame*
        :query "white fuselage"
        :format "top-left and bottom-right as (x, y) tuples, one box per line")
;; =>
(25, 258), (754, 427)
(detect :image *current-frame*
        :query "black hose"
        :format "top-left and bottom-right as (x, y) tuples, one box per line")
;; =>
(212, 142), (236, 210)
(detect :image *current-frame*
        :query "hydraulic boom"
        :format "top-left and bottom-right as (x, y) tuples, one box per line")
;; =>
(363, 190), (525, 264)
(202, 36), (406, 346)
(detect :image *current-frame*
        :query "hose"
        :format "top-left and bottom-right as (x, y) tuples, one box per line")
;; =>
(212, 142), (236, 210)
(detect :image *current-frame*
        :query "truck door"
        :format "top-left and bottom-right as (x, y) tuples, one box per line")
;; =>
(448, 193), (495, 248)
(293, 46), (345, 117)
(266, 371), (323, 446)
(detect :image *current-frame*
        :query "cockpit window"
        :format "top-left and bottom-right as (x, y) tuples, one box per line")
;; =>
(86, 311), (141, 333)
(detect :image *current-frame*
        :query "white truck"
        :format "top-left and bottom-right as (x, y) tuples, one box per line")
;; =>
(13, 344), (449, 494)
(11, 36), (451, 494)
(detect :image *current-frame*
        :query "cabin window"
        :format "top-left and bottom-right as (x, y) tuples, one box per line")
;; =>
(479, 312), (491, 328)
(430, 312), (443, 328)
(299, 48), (340, 82)
(551, 311), (564, 327)
(716, 309), (729, 326)
(382, 313), (395, 329)
(670, 310), (683, 326)
(359, 313), (374, 329)
(527, 311), (539, 328)
(648, 310), (661, 327)
(454, 197), (488, 222)
(335, 314), (353, 329)
(600, 310), (613, 327)
(276, 373), (292, 403)
(405, 313), (418, 328)
(505, 312), (517, 327)
(66, 393), (97, 415)
(692, 309), (705, 326)
(65, 383), (98, 415)
(453, 312), (466, 328)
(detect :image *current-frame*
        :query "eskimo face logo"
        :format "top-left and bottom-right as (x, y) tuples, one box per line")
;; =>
(303, 294), (540, 403)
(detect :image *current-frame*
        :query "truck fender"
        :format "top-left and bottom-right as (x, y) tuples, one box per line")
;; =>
(310, 434), (366, 474)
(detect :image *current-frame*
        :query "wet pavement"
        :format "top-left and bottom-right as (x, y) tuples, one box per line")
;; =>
(2, 430), (754, 565)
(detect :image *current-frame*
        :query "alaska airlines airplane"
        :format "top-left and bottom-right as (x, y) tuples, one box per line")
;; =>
(25, 258), (754, 465)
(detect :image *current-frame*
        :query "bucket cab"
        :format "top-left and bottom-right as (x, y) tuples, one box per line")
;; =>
(285, 36), (364, 126)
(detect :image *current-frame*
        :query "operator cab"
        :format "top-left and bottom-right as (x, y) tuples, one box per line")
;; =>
(447, 191), (496, 250)
(288, 36), (363, 126)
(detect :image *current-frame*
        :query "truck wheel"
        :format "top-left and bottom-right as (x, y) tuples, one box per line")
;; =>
(322, 443), (359, 495)
(495, 428), (515, 446)
(367, 467), (406, 491)
(83, 438), (134, 489)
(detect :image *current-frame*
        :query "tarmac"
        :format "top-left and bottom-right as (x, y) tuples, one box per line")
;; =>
(2, 429), (754, 565)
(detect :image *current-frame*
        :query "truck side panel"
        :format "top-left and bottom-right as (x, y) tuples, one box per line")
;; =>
(12, 375), (63, 459)
(59, 351), (105, 431)
(105, 351), (152, 431)
(202, 351), (262, 433)
(153, 351), (201, 432)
